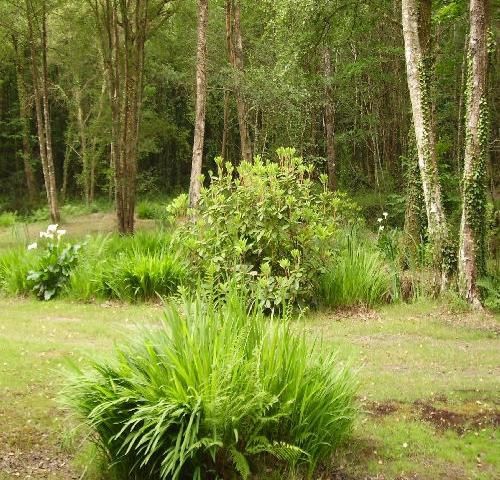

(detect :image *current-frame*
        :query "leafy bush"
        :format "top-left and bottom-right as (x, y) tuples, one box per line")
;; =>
(321, 228), (392, 308)
(65, 294), (357, 479)
(166, 193), (189, 222)
(178, 149), (358, 308)
(0, 211), (17, 227)
(26, 225), (82, 300)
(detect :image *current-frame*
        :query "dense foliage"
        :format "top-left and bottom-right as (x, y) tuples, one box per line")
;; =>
(65, 293), (357, 479)
(178, 148), (358, 308)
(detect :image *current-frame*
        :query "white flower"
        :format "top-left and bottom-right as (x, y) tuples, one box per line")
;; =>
(379, 225), (385, 231)
(377, 218), (383, 223)
(383, 212), (388, 218)
(27, 242), (38, 251)
(56, 229), (66, 238)
(40, 231), (47, 238)
(47, 224), (58, 233)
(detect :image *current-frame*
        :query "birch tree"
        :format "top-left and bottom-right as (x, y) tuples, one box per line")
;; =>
(458, 0), (490, 307)
(402, 0), (449, 288)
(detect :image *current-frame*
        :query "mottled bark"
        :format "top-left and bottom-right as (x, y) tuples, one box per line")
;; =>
(458, 0), (489, 307)
(189, 0), (209, 209)
(402, 0), (448, 288)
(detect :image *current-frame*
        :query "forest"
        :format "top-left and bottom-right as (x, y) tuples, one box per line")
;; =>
(0, 0), (499, 479)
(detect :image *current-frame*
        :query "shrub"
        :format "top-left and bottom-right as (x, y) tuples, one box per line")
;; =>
(26, 225), (82, 300)
(0, 211), (17, 227)
(320, 229), (392, 308)
(178, 149), (359, 309)
(64, 294), (357, 479)
(166, 193), (189, 222)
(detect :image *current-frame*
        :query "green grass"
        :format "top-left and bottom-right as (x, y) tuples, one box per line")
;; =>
(0, 297), (498, 479)
(0, 211), (17, 227)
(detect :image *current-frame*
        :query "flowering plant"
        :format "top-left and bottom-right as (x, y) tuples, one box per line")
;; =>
(26, 225), (82, 300)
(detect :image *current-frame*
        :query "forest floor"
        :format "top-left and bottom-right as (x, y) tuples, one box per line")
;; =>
(0, 297), (498, 480)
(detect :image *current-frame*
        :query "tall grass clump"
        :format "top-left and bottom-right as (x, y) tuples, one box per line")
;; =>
(102, 248), (186, 301)
(67, 231), (185, 302)
(0, 246), (37, 295)
(320, 229), (392, 308)
(64, 294), (357, 479)
(0, 211), (17, 227)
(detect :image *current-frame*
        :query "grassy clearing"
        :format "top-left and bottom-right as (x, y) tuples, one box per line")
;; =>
(0, 212), (155, 252)
(0, 297), (498, 479)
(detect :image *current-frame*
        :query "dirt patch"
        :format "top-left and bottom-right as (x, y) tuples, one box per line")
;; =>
(365, 400), (400, 416)
(416, 401), (500, 434)
(0, 448), (77, 479)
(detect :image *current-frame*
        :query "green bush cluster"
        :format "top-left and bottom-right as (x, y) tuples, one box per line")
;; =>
(65, 293), (357, 480)
(178, 148), (359, 309)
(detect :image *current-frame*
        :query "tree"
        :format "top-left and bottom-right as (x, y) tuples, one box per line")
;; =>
(458, 0), (490, 307)
(91, 0), (174, 234)
(225, 0), (252, 163)
(322, 47), (336, 191)
(25, 0), (60, 222)
(189, 0), (209, 209)
(402, 0), (449, 288)
(11, 35), (38, 204)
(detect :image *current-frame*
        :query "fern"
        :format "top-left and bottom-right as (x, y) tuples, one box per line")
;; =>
(64, 292), (357, 478)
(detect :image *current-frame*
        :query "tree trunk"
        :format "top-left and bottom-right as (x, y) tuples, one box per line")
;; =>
(189, 0), (209, 209)
(322, 47), (336, 191)
(458, 0), (489, 307)
(26, 0), (60, 223)
(40, 1), (60, 222)
(221, 87), (229, 159)
(226, 0), (252, 163)
(75, 83), (89, 203)
(402, 0), (448, 289)
(12, 36), (37, 205)
(94, 0), (151, 234)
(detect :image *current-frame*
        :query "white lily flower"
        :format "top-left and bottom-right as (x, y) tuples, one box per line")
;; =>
(40, 231), (47, 238)
(377, 218), (383, 223)
(27, 242), (38, 250)
(46, 233), (54, 240)
(56, 229), (66, 237)
(383, 212), (388, 218)
(379, 225), (385, 231)
(47, 224), (58, 233)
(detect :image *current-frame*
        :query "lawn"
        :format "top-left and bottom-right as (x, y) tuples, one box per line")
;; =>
(0, 297), (498, 479)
